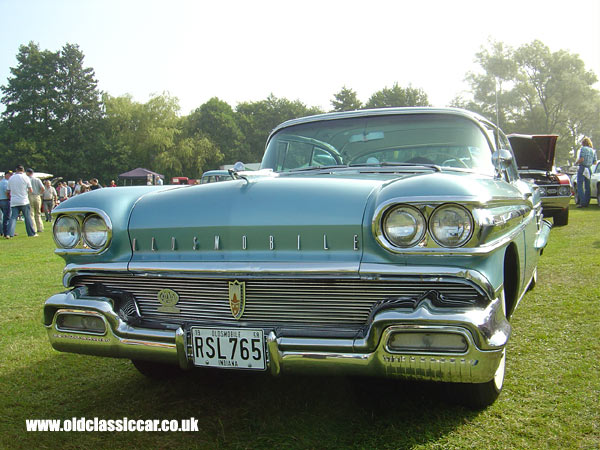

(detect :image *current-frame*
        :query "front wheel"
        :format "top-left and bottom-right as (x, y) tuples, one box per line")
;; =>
(456, 348), (506, 409)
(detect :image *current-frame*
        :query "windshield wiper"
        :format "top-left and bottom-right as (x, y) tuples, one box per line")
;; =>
(349, 162), (442, 172)
(286, 165), (348, 173)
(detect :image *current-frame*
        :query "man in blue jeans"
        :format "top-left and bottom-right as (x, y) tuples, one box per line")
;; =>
(7, 165), (37, 237)
(576, 137), (597, 208)
(0, 171), (11, 237)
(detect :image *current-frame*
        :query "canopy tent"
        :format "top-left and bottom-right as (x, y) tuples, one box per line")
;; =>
(118, 168), (164, 186)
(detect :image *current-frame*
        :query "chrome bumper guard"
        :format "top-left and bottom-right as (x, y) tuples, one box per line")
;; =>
(44, 286), (508, 384)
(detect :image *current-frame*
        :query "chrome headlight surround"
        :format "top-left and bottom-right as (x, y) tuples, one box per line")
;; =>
(374, 203), (428, 251)
(429, 204), (474, 248)
(52, 208), (112, 254)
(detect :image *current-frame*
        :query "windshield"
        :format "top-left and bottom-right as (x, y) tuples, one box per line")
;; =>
(261, 113), (496, 175)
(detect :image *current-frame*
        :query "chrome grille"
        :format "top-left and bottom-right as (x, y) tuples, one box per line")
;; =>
(73, 275), (485, 326)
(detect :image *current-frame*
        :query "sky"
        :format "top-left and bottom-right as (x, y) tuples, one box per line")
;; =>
(1, 0), (599, 115)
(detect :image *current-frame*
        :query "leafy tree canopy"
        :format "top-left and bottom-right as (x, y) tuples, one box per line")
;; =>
(454, 39), (600, 164)
(365, 83), (430, 109)
(331, 86), (362, 112)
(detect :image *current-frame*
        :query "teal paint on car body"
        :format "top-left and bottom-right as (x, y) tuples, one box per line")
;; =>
(44, 108), (552, 409)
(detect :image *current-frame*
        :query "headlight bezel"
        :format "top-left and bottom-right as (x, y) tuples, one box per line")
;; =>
(52, 208), (112, 254)
(373, 200), (481, 253)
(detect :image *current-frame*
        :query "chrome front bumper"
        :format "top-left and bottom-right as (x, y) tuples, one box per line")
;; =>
(44, 286), (508, 384)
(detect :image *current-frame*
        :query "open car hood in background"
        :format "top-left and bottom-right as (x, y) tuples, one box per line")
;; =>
(508, 134), (558, 172)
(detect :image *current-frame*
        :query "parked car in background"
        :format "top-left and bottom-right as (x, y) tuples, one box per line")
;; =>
(44, 108), (551, 408)
(571, 162), (600, 206)
(200, 170), (234, 184)
(508, 134), (572, 226)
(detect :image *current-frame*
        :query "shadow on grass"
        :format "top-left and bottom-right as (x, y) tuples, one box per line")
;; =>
(2, 353), (479, 449)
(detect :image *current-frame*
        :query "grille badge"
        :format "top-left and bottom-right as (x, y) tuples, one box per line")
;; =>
(229, 281), (246, 320)
(156, 288), (180, 313)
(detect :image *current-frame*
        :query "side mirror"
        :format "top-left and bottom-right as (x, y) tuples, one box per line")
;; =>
(492, 149), (513, 171)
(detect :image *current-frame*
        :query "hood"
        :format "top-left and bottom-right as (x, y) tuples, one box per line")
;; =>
(127, 175), (386, 265)
(508, 134), (558, 172)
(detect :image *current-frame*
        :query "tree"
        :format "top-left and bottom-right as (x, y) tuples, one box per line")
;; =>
(458, 39), (600, 164)
(330, 86), (362, 112)
(1, 42), (59, 170)
(365, 83), (430, 109)
(184, 97), (242, 164)
(236, 94), (323, 163)
(0, 42), (104, 179)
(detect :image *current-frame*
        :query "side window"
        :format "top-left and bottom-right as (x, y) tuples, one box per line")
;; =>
(282, 141), (312, 170)
(311, 148), (338, 166)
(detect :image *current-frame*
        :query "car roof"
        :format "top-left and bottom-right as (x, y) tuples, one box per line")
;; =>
(269, 107), (492, 140)
(201, 170), (231, 177)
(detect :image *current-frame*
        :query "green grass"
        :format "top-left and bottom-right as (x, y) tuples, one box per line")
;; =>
(1, 204), (599, 449)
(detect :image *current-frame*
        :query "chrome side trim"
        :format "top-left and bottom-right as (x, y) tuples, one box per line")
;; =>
(535, 219), (552, 250)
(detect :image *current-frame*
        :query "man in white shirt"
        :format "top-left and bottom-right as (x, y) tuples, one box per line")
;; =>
(26, 168), (45, 233)
(7, 165), (37, 237)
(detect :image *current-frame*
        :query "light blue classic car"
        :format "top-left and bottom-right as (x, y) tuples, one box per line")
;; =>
(199, 170), (234, 184)
(44, 108), (551, 408)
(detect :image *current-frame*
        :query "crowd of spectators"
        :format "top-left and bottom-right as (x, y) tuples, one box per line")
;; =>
(0, 167), (115, 239)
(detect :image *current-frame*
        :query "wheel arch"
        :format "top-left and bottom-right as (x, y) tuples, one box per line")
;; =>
(503, 242), (520, 319)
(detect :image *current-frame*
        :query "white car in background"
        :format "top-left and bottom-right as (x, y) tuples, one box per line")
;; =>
(572, 162), (600, 205)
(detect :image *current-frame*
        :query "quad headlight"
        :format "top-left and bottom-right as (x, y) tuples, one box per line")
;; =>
(376, 202), (476, 251)
(53, 210), (111, 252)
(53, 216), (81, 248)
(429, 204), (473, 248)
(382, 205), (427, 248)
(82, 214), (109, 249)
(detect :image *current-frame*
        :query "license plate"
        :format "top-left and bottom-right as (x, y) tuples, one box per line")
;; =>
(190, 327), (266, 370)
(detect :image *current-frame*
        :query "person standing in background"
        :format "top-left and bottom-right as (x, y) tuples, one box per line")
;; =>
(575, 137), (597, 208)
(89, 178), (102, 190)
(0, 171), (12, 238)
(73, 179), (83, 195)
(57, 182), (69, 202)
(41, 180), (58, 222)
(7, 165), (36, 237)
(26, 168), (45, 232)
